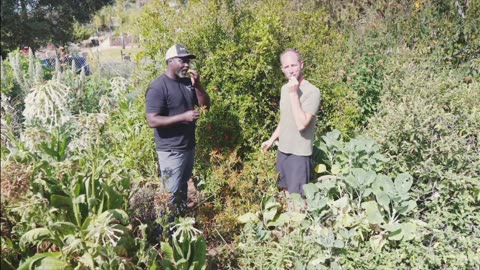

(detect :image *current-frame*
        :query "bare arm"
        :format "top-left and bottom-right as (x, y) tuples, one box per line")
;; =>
(289, 92), (314, 131)
(146, 110), (199, 128)
(288, 77), (314, 131)
(261, 125), (280, 153)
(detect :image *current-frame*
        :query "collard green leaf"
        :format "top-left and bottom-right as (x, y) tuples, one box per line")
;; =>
(331, 165), (342, 175)
(315, 164), (327, 173)
(307, 197), (328, 212)
(237, 213), (259, 224)
(261, 196), (278, 211)
(394, 173), (413, 194)
(267, 213), (289, 227)
(369, 234), (386, 252)
(332, 196), (349, 209)
(375, 191), (391, 210)
(361, 201), (385, 224)
(344, 174), (359, 189)
(396, 200), (417, 215)
(401, 222), (417, 241)
(372, 174), (395, 196)
(382, 223), (402, 232)
(262, 208), (278, 224)
(303, 183), (319, 200)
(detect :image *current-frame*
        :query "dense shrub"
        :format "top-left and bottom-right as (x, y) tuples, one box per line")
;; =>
(363, 48), (480, 268)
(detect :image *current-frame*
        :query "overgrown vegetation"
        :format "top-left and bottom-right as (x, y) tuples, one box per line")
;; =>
(1, 0), (479, 269)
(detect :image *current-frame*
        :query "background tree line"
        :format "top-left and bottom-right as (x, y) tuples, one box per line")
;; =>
(0, 0), (114, 57)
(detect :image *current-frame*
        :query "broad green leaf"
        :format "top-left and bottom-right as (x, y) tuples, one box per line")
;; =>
(20, 228), (51, 248)
(338, 213), (356, 228)
(192, 237), (207, 270)
(315, 164), (327, 173)
(344, 174), (358, 189)
(308, 197), (328, 212)
(101, 183), (125, 210)
(369, 234), (386, 251)
(51, 195), (73, 209)
(331, 262), (342, 270)
(149, 260), (160, 270)
(401, 222), (417, 241)
(161, 242), (174, 261)
(49, 221), (77, 235)
(72, 194), (85, 204)
(318, 231), (335, 248)
(77, 253), (94, 269)
(332, 196), (349, 209)
(289, 193), (303, 204)
(159, 260), (175, 270)
(97, 209), (129, 224)
(17, 252), (70, 270)
(396, 200), (416, 215)
(33, 256), (71, 270)
(388, 228), (403, 241)
(382, 223), (402, 232)
(261, 196), (278, 211)
(375, 191), (390, 209)
(81, 216), (92, 230)
(303, 183), (319, 200)
(263, 208), (278, 224)
(237, 213), (259, 224)
(267, 213), (289, 227)
(372, 174), (395, 196)
(361, 201), (385, 224)
(290, 213), (306, 223)
(331, 165), (342, 175)
(362, 170), (377, 186)
(333, 239), (344, 248)
(394, 173), (413, 193)
(176, 258), (188, 269)
(173, 238), (186, 261)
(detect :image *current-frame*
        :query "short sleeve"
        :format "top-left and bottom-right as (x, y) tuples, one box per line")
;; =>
(302, 87), (321, 116)
(145, 83), (166, 114)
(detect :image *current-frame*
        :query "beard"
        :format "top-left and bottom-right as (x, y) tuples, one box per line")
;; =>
(176, 69), (188, 78)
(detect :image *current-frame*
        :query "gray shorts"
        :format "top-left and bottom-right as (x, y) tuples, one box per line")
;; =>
(276, 151), (312, 195)
(157, 149), (195, 211)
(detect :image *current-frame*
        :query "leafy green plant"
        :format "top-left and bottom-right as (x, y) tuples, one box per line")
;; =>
(157, 217), (207, 270)
(237, 130), (420, 268)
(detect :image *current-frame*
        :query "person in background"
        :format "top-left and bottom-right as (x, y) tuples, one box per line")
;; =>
(261, 48), (321, 196)
(145, 44), (210, 216)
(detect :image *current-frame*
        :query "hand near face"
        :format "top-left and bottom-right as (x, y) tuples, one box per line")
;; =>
(188, 69), (200, 88)
(287, 76), (300, 94)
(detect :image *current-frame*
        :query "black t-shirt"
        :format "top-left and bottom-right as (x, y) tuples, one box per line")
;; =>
(145, 74), (198, 151)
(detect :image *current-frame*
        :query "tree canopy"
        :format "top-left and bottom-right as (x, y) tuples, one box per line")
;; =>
(0, 0), (114, 57)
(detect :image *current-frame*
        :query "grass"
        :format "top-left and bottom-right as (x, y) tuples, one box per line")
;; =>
(85, 46), (144, 63)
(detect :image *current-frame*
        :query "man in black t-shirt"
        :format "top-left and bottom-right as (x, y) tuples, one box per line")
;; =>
(145, 44), (210, 215)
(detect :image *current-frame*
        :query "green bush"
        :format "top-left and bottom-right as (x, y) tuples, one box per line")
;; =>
(364, 48), (480, 268)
